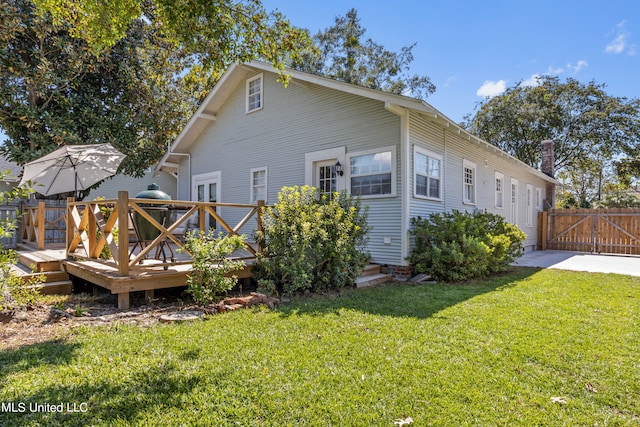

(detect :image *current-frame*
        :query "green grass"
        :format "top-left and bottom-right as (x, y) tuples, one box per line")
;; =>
(1, 268), (638, 426)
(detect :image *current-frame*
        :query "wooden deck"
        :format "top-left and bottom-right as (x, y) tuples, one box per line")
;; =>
(63, 257), (254, 310)
(18, 192), (265, 309)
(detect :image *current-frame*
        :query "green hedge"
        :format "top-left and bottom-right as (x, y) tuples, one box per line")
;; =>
(409, 210), (526, 282)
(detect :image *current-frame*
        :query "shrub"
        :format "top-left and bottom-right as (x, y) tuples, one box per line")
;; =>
(409, 210), (526, 282)
(183, 230), (246, 304)
(254, 186), (370, 296)
(0, 176), (44, 310)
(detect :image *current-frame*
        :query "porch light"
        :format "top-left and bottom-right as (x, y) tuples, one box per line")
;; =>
(334, 161), (344, 176)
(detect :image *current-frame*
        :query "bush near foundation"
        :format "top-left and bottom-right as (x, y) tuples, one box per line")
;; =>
(254, 186), (370, 296)
(409, 211), (526, 282)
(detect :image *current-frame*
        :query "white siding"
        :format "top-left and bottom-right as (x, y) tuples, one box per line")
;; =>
(407, 111), (548, 251)
(182, 71), (404, 265)
(88, 169), (177, 200)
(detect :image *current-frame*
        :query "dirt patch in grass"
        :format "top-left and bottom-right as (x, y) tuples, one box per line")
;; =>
(0, 290), (203, 350)
(1, 286), (282, 351)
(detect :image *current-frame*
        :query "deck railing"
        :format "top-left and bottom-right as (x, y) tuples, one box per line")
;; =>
(21, 200), (67, 249)
(66, 191), (265, 276)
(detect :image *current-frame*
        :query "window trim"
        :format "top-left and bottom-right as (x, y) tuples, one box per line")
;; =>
(462, 159), (476, 205)
(495, 172), (504, 209)
(246, 73), (263, 113)
(413, 146), (443, 201)
(346, 146), (397, 199)
(250, 166), (268, 203)
(535, 187), (542, 211)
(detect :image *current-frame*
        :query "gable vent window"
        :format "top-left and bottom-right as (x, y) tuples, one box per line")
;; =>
(246, 74), (263, 113)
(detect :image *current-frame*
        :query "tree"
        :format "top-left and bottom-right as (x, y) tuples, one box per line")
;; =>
(291, 8), (435, 100)
(466, 76), (640, 171)
(1, 0), (311, 188)
(0, 0), (193, 177)
(33, 0), (311, 81)
(466, 76), (640, 206)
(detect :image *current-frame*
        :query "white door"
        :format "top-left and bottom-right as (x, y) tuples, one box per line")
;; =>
(192, 172), (220, 232)
(315, 160), (337, 197)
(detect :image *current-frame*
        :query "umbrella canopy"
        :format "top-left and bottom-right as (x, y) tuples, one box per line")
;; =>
(19, 143), (126, 196)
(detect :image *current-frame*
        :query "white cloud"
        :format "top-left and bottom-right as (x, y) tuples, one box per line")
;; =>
(522, 74), (542, 87)
(567, 60), (588, 74)
(545, 65), (564, 75)
(476, 80), (507, 98)
(443, 75), (458, 88)
(523, 60), (588, 86)
(605, 21), (636, 55)
(606, 34), (626, 53)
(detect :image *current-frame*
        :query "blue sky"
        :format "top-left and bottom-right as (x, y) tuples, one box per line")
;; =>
(262, 0), (639, 123)
(1, 1), (637, 144)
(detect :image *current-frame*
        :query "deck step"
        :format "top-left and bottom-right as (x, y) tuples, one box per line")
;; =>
(11, 263), (70, 283)
(17, 251), (64, 273)
(29, 280), (73, 295)
(361, 264), (382, 277)
(355, 272), (392, 288)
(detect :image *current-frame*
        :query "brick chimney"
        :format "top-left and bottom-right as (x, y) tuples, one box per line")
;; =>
(541, 140), (555, 210)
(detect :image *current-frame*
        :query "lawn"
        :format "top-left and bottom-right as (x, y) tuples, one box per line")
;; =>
(1, 268), (638, 426)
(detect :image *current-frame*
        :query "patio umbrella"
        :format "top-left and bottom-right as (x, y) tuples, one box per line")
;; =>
(19, 143), (126, 197)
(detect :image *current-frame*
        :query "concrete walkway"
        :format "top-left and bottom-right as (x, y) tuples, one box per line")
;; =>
(514, 250), (640, 277)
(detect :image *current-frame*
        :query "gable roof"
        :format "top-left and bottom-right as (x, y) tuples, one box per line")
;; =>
(0, 154), (22, 182)
(158, 61), (557, 184)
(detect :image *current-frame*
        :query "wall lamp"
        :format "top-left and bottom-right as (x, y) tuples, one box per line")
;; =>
(334, 161), (344, 176)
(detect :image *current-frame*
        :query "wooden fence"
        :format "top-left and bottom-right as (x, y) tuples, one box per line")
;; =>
(0, 202), (20, 249)
(538, 208), (640, 255)
(21, 200), (67, 249)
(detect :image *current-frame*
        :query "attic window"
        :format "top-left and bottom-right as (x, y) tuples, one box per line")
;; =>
(246, 74), (263, 113)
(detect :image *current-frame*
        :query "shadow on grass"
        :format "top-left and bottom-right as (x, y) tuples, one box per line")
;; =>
(277, 267), (543, 319)
(0, 352), (203, 427)
(0, 339), (80, 383)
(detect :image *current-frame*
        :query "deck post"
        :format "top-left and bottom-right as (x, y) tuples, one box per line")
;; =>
(37, 201), (45, 249)
(66, 197), (75, 255)
(256, 199), (265, 253)
(117, 191), (130, 276)
(118, 292), (130, 310)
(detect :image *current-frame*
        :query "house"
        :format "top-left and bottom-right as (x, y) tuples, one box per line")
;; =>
(86, 167), (177, 200)
(157, 61), (557, 277)
(0, 154), (22, 194)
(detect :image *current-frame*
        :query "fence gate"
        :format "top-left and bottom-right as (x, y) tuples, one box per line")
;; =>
(539, 208), (640, 255)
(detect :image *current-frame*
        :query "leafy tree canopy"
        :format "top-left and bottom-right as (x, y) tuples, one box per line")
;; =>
(1, 0), (311, 184)
(291, 8), (435, 100)
(465, 76), (640, 173)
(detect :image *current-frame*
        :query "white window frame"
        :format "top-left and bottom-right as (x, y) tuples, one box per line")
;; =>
(536, 187), (542, 211)
(246, 73), (263, 113)
(510, 178), (518, 224)
(495, 172), (504, 209)
(462, 159), (476, 205)
(413, 146), (442, 201)
(347, 146), (396, 198)
(526, 184), (533, 226)
(250, 167), (267, 203)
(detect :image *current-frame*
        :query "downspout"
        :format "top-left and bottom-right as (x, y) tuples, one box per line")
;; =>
(401, 109), (411, 265)
(168, 152), (191, 201)
(385, 102), (410, 266)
